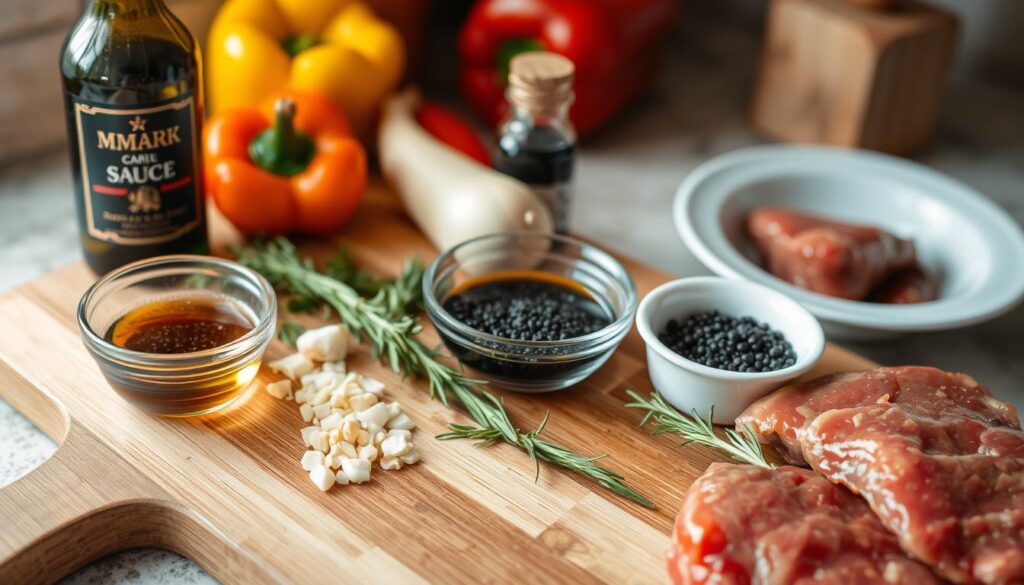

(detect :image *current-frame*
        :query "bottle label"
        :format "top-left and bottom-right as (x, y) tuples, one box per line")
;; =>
(70, 93), (202, 245)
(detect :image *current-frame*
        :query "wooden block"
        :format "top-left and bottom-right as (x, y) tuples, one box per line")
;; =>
(751, 0), (958, 155)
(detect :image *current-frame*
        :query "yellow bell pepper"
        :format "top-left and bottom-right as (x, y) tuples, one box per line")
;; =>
(207, 0), (405, 134)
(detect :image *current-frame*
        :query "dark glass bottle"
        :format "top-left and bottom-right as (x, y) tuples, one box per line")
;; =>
(61, 0), (208, 275)
(492, 52), (577, 233)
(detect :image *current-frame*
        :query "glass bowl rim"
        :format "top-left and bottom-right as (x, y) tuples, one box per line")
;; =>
(77, 254), (277, 366)
(423, 231), (638, 351)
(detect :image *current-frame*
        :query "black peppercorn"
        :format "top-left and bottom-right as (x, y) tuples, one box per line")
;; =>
(658, 310), (797, 373)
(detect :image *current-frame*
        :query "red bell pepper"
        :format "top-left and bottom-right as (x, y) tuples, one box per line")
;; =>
(459, 0), (677, 136)
(416, 102), (492, 166)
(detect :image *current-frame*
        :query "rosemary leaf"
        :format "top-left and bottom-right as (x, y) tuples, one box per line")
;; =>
(277, 321), (306, 347)
(286, 296), (320, 314)
(236, 237), (653, 508)
(625, 390), (773, 469)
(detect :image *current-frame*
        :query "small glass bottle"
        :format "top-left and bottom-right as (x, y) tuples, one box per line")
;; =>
(493, 52), (577, 234)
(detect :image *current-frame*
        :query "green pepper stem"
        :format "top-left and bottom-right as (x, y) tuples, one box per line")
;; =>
(282, 34), (319, 57)
(249, 98), (316, 177)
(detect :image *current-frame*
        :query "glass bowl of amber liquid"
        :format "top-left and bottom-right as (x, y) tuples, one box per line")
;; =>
(78, 255), (277, 416)
(424, 232), (637, 393)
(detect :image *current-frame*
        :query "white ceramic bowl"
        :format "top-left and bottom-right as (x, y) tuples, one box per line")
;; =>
(674, 145), (1024, 340)
(636, 277), (824, 424)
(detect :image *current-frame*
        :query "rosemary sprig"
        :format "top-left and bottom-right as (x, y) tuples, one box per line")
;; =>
(325, 248), (425, 317)
(625, 390), (772, 468)
(285, 248), (425, 320)
(236, 238), (653, 508)
(277, 321), (306, 347)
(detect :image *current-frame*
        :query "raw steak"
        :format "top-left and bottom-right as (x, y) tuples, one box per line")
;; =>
(668, 463), (940, 585)
(804, 403), (1024, 584)
(868, 266), (941, 304)
(746, 207), (917, 300)
(735, 367), (1020, 464)
(736, 366), (1024, 584)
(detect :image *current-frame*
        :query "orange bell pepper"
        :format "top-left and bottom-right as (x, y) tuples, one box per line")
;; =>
(204, 90), (367, 235)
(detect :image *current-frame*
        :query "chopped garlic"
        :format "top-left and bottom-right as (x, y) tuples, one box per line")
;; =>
(387, 412), (416, 431)
(300, 426), (320, 448)
(309, 465), (336, 491)
(341, 458), (371, 483)
(268, 352), (315, 379)
(357, 403), (391, 428)
(358, 445), (379, 462)
(309, 389), (331, 408)
(349, 392), (378, 412)
(307, 371), (340, 391)
(337, 441), (358, 459)
(330, 392), (349, 409)
(265, 379), (293, 400)
(299, 371), (321, 388)
(310, 432), (329, 453)
(355, 429), (370, 447)
(385, 402), (402, 419)
(386, 428), (412, 440)
(380, 456), (403, 471)
(339, 373), (362, 396)
(320, 412), (344, 432)
(341, 419), (360, 444)
(360, 377), (386, 395)
(301, 450), (325, 471)
(380, 434), (411, 458)
(312, 403), (332, 420)
(297, 324), (349, 362)
(400, 448), (421, 465)
(323, 361), (346, 374)
(279, 349), (421, 493)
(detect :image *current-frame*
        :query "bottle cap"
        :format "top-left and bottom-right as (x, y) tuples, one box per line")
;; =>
(508, 52), (575, 114)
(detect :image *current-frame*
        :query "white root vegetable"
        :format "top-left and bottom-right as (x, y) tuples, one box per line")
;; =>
(378, 88), (553, 252)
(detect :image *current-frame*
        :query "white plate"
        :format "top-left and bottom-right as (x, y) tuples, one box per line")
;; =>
(673, 146), (1024, 340)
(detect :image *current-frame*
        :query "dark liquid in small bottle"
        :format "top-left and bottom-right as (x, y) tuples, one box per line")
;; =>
(493, 126), (576, 233)
(107, 297), (252, 354)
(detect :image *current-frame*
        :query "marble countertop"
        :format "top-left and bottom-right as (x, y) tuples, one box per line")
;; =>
(2, 8), (1022, 584)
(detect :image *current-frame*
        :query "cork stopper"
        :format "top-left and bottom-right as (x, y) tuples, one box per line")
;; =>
(507, 52), (575, 114)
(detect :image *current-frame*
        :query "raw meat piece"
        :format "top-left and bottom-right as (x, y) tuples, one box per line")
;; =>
(668, 462), (940, 585)
(736, 366), (1024, 584)
(746, 207), (917, 300)
(805, 405), (1024, 584)
(735, 366), (1020, 464)
(869, 266), (940, 304)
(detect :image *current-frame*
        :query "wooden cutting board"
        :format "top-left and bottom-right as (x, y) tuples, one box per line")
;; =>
(0, 187), (876, 584)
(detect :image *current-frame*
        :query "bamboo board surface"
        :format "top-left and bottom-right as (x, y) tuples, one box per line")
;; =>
(0, 187), (876, 584)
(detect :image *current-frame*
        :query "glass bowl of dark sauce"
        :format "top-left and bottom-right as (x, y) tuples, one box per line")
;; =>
(424, 233), (637, 392)
(78, 255), (276, 416)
